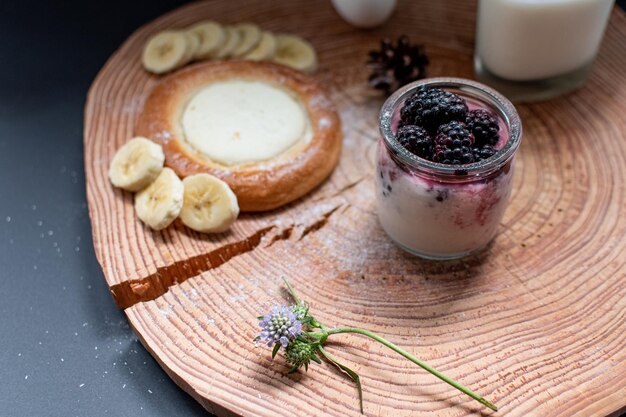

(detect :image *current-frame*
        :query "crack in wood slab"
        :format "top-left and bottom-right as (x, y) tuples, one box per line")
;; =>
(298, 205), (342, 240)
(110, 226), (275, 309)
(110, 205), (342, 309)
(266, 204), (342, 246)
(312, 177), (366, 203)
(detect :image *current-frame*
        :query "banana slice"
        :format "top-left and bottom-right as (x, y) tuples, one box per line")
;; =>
(142, 31), (189, 74)
(231, 23), (262, 57)
(134, 167), (184, 230)
(109, 137), (165, 192)
(272, 34), (317, 73)
(244, 31), (277, 61)
(213, 27), (242, 59)
(182, 31), (200, 64)
(188, 21), (226, 59)
(180, 174), (239, 233)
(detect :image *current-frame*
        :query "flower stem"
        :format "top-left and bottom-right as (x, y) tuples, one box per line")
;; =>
(282, 277), (302, 305)
(327, 327), (497, 412)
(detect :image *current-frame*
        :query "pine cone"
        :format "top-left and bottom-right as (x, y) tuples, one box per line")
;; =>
(367, 36), (429, 95)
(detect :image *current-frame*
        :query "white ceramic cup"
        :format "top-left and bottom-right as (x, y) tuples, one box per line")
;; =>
(331, 0), (397, 28)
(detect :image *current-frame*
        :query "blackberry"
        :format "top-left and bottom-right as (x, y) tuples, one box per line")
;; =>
(437, 120), (475, 146)
(433, 121), (474, 165)
(465, 109), (500, 146)
(473, 145), (497, 162)
(396, 125), (433, 159)
(400, 87), (468, 132)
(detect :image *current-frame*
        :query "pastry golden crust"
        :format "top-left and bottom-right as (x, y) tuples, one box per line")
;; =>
(135, 60), (341, 212)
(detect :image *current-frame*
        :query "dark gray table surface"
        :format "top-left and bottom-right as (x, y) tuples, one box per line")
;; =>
(0, 1), (208, 416)
(2, 1), (625, 417)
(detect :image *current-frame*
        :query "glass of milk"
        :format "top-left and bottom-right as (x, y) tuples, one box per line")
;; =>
(474, 0), (614, 101)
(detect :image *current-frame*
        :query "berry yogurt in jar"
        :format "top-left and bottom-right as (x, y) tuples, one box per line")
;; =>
(376, 78), (522, 260)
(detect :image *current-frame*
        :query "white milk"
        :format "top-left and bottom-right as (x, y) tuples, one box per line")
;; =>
(476, 0), (614, 81)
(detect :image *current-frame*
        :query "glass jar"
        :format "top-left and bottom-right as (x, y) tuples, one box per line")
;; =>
(474, 0), (614, 102)
(376, 78), (522, 260)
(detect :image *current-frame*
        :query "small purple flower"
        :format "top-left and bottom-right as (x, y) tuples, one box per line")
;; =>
(258, 305), (303, 347)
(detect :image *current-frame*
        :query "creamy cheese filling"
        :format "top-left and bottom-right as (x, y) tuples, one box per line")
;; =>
(182, 80), (311, 166)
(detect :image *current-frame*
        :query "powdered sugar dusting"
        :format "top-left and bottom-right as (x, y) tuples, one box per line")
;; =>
(318, 117), (331, 128)
(121, 95), (146, 116)
(153, 130), (172, 143)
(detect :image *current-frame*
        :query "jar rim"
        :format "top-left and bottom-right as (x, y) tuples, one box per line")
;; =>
(379, 77), (522, 177)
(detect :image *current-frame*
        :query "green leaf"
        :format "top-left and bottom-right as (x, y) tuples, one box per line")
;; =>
(271, 343), (281, 359)
(257, 315), (265, 320)
(309, 318), (326, 330)
(318, 346), (364, 414)
(310, 354), (322, 364)
(333, 362), (363, 414)
(288, 365), (299, 374)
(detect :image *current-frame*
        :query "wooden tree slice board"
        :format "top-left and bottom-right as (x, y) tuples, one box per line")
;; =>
(84, 1), (626, 416)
